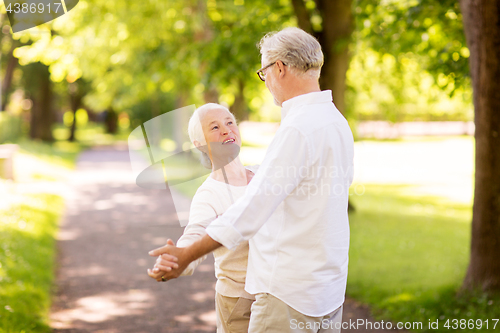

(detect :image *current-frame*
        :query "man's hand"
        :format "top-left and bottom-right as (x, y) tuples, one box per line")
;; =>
(147, 234), (223, 282)
(147, 239), (188, 282)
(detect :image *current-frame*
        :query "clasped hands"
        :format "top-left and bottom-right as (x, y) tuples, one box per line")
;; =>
(147, 234), (221, 282)
(147, 239), (186, 282)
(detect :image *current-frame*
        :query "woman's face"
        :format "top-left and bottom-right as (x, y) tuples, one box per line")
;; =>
(200, 107), (241, 148)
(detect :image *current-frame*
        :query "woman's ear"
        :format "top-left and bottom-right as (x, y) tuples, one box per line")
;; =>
(193, 140), (208, 153)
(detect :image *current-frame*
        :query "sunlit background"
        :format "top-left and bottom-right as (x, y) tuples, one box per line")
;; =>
(1, 0), (497, 332)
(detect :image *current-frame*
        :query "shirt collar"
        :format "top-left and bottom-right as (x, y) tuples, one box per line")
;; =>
(281, 90), (333, 119)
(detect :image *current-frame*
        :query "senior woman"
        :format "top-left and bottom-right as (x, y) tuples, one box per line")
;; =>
(148, 103), (261, 333)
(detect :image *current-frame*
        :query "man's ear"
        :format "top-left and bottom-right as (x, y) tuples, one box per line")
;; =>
(193, 140), (201, 149)
(276, 60), (286, 78)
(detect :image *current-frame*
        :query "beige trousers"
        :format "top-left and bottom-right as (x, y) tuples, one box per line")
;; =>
(248, 293), (343, 333)
(215, 292), (254, 333)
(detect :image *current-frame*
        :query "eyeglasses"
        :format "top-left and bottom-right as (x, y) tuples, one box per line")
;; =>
(256, 61), (286, 82)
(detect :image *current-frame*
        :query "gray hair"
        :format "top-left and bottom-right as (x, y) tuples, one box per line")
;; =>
(258, 27), (323, 79)
(188, 103), (236, 169)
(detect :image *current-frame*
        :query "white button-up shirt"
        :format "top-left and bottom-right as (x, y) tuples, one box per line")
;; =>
(206, 90), (354, 316)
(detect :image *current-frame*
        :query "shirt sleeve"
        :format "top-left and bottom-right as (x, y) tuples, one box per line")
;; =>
(177, 189), (217, 276)
(206, 126), (309, 249)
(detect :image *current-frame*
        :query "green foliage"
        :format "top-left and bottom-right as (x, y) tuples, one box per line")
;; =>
(9, 0), (293, 121)
(3, 0), (475, 125)
(199, 0), (293, 108)
(346, 48), (473, 121)
(355, 0), (468, 93)
(345, 0), (472, 121)
(127, 95), (177, 130)
(0, 113), (23, 143)
(348, 184), (500, 331)
(0, 194), (63, 333)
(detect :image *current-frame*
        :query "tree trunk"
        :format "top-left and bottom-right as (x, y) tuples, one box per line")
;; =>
(29, 91), (39, 139)
(68, 109), (77, 141)
(230, 79), (248, 122)
(292, 0), (356, 212)
(460, 0), (500, 293)
(173, 95), (189, 153)
(2, 39), (19, 110)
(68, 81), (84, 142)
(315, 0), (353, 114)
(291, 0), (353, 114)
(203, 86), (219, 104)
(291, 0), (313, 34)
(105, 108), (118, 134)
(29, 63), (54, 142)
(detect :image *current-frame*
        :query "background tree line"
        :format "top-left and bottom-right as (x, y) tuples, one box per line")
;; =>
(1, 0), (473, 140)
(0, 0), (498, 295)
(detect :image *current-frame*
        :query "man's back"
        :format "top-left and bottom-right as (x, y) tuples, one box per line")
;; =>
(245, 90), (354, 317)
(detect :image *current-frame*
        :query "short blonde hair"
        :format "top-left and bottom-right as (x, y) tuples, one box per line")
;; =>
(258, 27), (323, 79)
(188, 103), (236, 169)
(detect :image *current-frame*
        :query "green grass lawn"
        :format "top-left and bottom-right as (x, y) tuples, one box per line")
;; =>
(0, 122), (134, 332)
(1, 137), (81, 332)
(347, 184), (500, 332)
(0, 194), (63, 333)
(15, 139), (82, 170)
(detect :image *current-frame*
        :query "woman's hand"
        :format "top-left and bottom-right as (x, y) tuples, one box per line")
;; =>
(147, 239), (179, 282)
(148, 234), (221, 282)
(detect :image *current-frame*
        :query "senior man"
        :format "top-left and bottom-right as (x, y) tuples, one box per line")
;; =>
(149, 27), (354, 332)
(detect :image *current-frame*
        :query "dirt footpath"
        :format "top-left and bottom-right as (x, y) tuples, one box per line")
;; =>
(50, 146), (398, 333)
